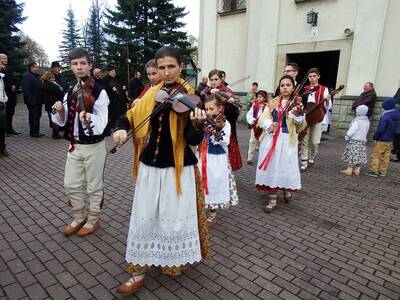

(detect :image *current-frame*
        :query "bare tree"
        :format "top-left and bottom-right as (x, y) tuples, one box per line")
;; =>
(21, 34), (49, 67)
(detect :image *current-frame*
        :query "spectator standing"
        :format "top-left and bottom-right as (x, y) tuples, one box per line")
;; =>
(364, 98), (400, 177)
(0, 53), (20, 135)
(0, 70), (9, 157)
(50, 61), (68, 92)
(351, 82), (377, 118)
(41, 71), (64, 139)
(391, 88), (400, 162)
(128, 71), (144, 100)
(22, 62), (44, 137)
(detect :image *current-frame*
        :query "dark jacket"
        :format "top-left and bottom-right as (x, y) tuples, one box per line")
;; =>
(0, 66), (17, 105)
(53, 72), (68, 92)
(41, 80), (64, 112)
(22, 71), (42, 106)
(128, 78), (144, 99)
(102, 75), (127, 121)
(352, 90), (377, 118)
(373, 98), (400, 142)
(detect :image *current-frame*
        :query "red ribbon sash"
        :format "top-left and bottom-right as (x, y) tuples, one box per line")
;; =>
(258, 99), (289, 171)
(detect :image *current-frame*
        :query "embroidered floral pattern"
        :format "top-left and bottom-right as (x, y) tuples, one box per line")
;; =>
(125, 166), (211, 275)
(194, 165), (212, 261)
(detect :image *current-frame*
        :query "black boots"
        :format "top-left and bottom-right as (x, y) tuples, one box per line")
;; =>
(0, 144), (9, 157)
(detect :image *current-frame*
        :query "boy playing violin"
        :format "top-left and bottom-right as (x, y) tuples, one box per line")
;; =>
(52, 48), (109, 237)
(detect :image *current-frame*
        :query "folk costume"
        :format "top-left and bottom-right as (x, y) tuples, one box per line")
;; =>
(201, 84), (243, 170)
(116, 79), (211, 278)
(300, 84), (330, 170)
(246, 99), (266, 163)
(256, 97), (306, 211)
(52, 79), (109, 235)
(199, 120), (237, 211)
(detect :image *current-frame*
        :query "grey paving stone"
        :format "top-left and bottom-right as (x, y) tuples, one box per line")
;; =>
(1, 102), (400, 299)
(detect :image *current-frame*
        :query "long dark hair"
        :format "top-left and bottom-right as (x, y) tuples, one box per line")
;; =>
(278, 75), (295, 97)
(155, 46), (182, 65)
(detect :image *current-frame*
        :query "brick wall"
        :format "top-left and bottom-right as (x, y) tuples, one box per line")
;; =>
(331, 96), (386, 139)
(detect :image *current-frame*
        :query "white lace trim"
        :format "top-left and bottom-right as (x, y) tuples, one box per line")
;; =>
(126, 230), (201, 267)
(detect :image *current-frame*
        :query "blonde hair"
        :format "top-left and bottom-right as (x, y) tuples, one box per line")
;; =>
(41, 71), (55, 81)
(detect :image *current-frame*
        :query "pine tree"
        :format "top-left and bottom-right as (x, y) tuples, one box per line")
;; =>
(105, 0), (194, 78)
(0, 0), (27, 76)
(59, 6), (82, 65)
(84, 0), (106, 67)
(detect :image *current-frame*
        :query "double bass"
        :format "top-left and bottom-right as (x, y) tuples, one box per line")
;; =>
(298, 84), (345, 141)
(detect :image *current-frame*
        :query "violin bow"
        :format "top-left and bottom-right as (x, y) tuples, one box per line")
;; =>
(51, 79), (92, 115)
(109, 76), (196, 154)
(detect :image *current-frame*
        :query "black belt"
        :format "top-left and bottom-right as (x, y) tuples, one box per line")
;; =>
(72, 137), (104, 145)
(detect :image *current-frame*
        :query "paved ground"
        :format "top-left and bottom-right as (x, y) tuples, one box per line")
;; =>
(1, 100), (400, 300)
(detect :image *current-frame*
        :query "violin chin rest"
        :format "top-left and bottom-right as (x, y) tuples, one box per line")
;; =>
(155, 90), (170, 102)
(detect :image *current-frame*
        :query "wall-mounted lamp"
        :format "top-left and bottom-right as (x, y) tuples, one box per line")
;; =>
(307, 9), (318, 26)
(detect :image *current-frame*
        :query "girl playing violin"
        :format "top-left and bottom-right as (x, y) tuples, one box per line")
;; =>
(113, 46), (210, 295)
(51, 48), (110, 236)
(199, 94), (238, 225)
(255, 75), (306, 213)
(201, 69), (243, 171)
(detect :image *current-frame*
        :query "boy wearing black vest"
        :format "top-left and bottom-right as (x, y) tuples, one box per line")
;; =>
(52, 48), (109, 236)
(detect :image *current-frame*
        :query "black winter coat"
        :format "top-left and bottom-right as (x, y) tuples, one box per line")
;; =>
(41, 80), (64, 112)
(22, 71), (42, 106)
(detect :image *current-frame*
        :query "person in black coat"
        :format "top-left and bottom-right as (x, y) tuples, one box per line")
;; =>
(41, 71), (64, 138)
(50, 61), (68, 92)
(128, 71), (144, 100)
(102, 66), (128, 134)
(351, 82), (377, 118)
(22, 62), (44, 137)
(0, 53), (20, 135)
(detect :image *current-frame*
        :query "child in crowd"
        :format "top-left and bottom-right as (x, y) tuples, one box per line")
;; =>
(246, 82), (258, 110)
(340, 105), (370, 176)
(365, 98), (400, 178)
(199, 94), (237, 225)
(246, 90), (268, 164)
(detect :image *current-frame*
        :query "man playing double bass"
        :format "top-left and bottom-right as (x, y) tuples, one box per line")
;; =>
(300, 68), (331, 172)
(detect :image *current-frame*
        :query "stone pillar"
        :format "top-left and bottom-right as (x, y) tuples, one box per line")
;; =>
(346, 0), (389, 95)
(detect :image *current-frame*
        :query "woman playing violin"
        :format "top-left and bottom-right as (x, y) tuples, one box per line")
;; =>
(255, 75), (306, 214)
(113, 46), (210, 295)
(201, 69), (243, 171)
(51, 48), (110, 236)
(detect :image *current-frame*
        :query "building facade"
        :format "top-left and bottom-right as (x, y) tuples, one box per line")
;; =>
(198, 0), (400, 136)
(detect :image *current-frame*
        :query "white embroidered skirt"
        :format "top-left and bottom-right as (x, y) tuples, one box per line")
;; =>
(256, 132), (301, 190)
(198, 153), (230, 209)
(125, 164), (202, 267)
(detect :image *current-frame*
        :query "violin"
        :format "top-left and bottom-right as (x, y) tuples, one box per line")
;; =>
(75, 76), (95, 136)
(217, 91), (243, 110)
(51, 79), (92, 115)
(154, 82), (202, 116)
(204, 112), (226, 141)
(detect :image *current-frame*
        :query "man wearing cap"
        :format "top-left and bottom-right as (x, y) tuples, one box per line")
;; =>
(246, 90), (268, 163)
(50, 61), (68, 92)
